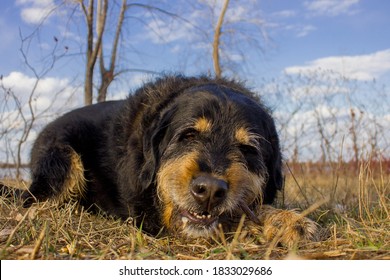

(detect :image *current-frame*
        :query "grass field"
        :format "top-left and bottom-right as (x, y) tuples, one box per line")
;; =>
(1, 160), (389, 260)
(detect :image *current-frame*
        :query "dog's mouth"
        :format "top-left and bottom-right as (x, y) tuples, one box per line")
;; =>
(180, 209), (218, 226)
(177, 202), (260, 236)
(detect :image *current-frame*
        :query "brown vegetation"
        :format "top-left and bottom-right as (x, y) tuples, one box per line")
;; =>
(1, 158), (388, 260)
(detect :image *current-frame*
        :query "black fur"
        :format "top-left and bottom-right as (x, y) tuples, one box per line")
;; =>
(19, 75), (283, 235)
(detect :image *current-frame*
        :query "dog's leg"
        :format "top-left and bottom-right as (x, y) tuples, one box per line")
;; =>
(248, 205), (319, 248)
(23, 145), (86, 207)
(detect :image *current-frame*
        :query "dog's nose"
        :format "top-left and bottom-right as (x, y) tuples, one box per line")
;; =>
(190, 175), (228, 211)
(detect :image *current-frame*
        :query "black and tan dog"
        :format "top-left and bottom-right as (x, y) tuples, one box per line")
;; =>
(8, 75), (317, 246)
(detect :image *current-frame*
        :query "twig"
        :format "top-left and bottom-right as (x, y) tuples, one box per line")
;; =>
(30, 221), (47, 259)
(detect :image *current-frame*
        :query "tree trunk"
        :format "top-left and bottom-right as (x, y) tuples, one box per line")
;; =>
(83, 0), (94, 105)
(84, 66), (94, 105)
(80, 0), (108, 105)
(212, 0), (229, 78)
(97, 70), (113, 102)
(97, 0), (127, 102)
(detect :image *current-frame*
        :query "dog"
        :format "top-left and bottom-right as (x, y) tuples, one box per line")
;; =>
(7, 75), (317, 246)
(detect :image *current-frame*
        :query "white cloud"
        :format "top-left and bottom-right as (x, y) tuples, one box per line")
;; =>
(276, 104), (390, 161)
(16, 0), (54, 5)
(268, 22), (316, 38)
(1, 72), (82, 165)
(290, 85), (350, 100)
(128, 73), (150, 87)
(146, 19), (194, 44)
(271, 10), (297, 19)
(20, 7), (52, 24)
(3, 72), (78, 103)
(2, 71), (82, 122)
(225, 5), (248, 23)
(16, 0), (57, 24)
(296, 25), (317, 37)
(304, 0), (360, 17)
(284, 49), (390, 81)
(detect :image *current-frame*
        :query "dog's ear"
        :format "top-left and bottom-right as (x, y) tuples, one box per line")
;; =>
(139, 109), (175, 191)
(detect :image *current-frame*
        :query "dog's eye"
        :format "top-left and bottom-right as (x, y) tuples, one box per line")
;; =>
(178, 129), (198, 142)
(238, 144), (259, 156)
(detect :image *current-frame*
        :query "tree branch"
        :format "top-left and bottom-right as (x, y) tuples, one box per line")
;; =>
(213, 0), (230, 78)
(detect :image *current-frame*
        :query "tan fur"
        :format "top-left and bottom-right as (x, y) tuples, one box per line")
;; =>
(235, 127), (251, 144)
(248, 205), (319, 248)
(157, 151), (200, 229)
(162, 201), (174, 229)
(55, 148), (87, 205)
(194, 117), (212, 133)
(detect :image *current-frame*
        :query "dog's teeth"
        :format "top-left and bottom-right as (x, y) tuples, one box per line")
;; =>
(182, 216), (189, 227)
(188, 210), (212, 220)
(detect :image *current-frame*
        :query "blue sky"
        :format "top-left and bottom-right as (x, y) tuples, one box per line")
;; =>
(261, 0), (390, 81)
(1, 0), (390, 164)
(1, 0), (389, 87)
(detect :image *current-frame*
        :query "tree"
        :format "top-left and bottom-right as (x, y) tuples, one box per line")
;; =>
(212, 0), (229, 78)
(189, 0), (269, 78)
(77, 0), (182, 104)
(0, 31), (74, 178)
(79, 0), (126, 104)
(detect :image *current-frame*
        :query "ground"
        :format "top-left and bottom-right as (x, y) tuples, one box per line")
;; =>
(1, 161), (389, 260)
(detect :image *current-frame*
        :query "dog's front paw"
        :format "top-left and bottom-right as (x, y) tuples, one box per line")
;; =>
(258, 205), (319, 248)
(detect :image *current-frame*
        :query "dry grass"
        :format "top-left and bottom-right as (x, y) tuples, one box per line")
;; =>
(1, 160), (389, 260)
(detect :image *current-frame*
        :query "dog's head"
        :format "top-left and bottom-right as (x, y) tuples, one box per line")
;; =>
(142, 83), (282, 237)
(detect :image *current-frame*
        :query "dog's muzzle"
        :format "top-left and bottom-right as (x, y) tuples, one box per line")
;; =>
(190, 174), (228, 212)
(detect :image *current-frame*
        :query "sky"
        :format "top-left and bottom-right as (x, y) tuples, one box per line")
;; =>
(0, 0), (390, 166)
(1, 0), (389, 87)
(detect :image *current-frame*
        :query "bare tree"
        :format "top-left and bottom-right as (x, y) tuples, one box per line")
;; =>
(97, 0), (127, 102)
(76, 0), (183, 104)
(79, 0), (129, 104)
(263, 70), (390, 165)
(79, 0), (107, 105)
(207, 0), (268, 78)
(0, 30), (74, 178)
(212, 0), (229, 78)
(160, 0), (269, 78)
